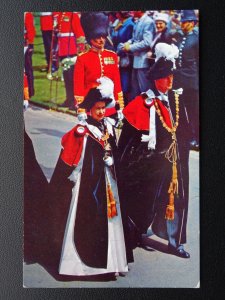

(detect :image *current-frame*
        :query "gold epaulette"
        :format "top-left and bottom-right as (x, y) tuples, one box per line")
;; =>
(77, 44), (90, 56)
(77, 49), (90, 56)
(104, 49), (116, 55)
(117, 91), (124, 109)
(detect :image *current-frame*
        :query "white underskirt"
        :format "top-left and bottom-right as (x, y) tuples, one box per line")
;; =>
(59, 161), (128, 276)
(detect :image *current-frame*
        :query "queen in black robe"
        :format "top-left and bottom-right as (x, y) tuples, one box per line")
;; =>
(49, 84), (132, 276)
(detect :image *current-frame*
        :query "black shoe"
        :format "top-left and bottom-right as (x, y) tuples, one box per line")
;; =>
(190, 140), (199, 151)
(168, 245), (190, 258)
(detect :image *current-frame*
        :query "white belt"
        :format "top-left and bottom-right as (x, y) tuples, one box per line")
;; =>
(58, 32), (75, 37)
(40, 12), (52, 16)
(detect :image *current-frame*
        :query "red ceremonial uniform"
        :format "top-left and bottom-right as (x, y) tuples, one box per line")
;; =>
(24, 12), (36, 45)
(56, 12), (85, 57)
(40, 12), (54, 31)
(74, 48), (124, 114)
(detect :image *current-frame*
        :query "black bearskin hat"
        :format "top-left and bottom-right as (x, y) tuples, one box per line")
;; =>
(80, 12), (109, 43)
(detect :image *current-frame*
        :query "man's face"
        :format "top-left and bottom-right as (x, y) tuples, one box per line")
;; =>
(155, 74), (173, 93)
(90, 101), (106, 121)
(180, 21), (195, 33)
(155, 21), (167, 32)
(90, 36), (106, 50)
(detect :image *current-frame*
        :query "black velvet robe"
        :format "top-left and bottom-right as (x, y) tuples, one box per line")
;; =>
(49, 117), (133, 269)
(24, 130), (49, 263)
(118, 91), (190, 247)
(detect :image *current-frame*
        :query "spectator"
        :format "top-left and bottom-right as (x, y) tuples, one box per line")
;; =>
(120, 10), (155, 100)
(108, 11), (119, 38)
(147, 12), (173, 67)
(173, 10), (199, 150)
(111, 11), (135, 105)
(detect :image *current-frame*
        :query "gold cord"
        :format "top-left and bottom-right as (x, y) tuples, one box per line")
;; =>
(154, 91), (180, 220)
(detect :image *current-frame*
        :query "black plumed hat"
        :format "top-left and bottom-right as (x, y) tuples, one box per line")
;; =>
(148, 57), (174, 80)
(148, 43), (179, 80)
(79, 88), (113, 111)
(80, 12), (109, 43)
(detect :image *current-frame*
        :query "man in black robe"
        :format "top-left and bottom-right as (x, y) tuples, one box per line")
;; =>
(118, 43), (190, 258)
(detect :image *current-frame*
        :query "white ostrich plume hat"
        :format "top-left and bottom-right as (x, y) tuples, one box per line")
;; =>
(155, 43), (179, 69)
(96, 76), (115, 108)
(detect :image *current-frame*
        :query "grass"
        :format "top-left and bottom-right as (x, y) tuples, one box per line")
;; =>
(31, 16), (66, 108)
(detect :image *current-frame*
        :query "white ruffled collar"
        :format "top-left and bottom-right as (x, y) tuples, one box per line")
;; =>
(78, 117), (115, 140)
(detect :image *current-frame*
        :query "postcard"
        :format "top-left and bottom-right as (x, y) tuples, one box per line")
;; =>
(23, 10), (199, 288)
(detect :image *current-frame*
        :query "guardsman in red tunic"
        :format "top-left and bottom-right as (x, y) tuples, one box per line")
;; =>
(55, 12), (86, 110)
(24, 12), (36, 97)
(40, 12), (59, 74)
(74, 12), (124, 119)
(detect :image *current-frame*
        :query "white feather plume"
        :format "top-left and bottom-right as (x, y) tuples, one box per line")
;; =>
(155, 43), (179, 69)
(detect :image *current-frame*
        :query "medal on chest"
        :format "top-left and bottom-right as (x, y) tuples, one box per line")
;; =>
(104, 57), (115, 65)
(102, 130), (111, 156)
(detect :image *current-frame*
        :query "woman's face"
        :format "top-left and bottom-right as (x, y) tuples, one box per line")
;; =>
(90, 101), (106, 121)
(155, 20), (167, 32)
(155, 74), (173, 93)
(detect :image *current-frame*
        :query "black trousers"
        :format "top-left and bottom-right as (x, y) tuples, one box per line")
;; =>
(60, 59), (75, 106)
(42, 30), (58, 72)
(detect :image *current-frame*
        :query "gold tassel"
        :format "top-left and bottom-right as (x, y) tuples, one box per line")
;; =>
(154, 92), (181, 221)
(165, 152), (178, 220)
(165, 189), (175, 220)
(24, 87), (29, 100)
(106, 183), (117, 218)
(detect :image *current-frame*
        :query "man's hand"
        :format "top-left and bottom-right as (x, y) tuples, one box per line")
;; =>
(146, 50), (153, 59)
(103, 156), (114, 167)
(122, 42), (131, 52)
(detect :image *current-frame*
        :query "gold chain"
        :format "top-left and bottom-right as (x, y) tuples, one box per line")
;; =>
(153, 91), (180, 221)
(154, 91), (180, 134)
